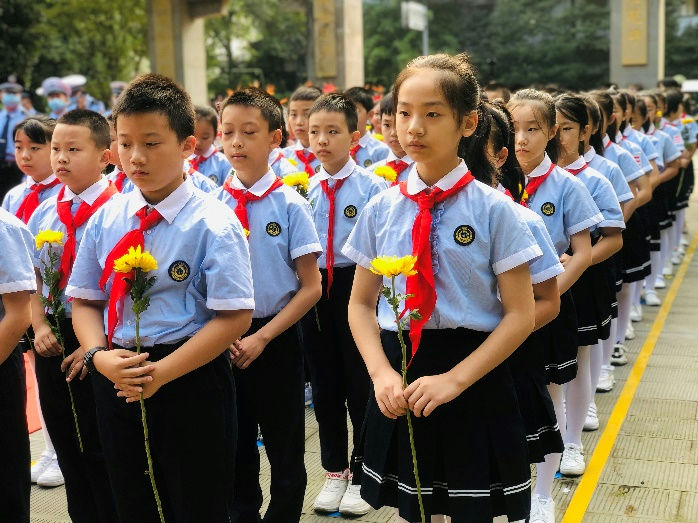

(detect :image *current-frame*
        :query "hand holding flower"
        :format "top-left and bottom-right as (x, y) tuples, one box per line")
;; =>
(404, 371), (463, 418)
(372, 366), (408, 419)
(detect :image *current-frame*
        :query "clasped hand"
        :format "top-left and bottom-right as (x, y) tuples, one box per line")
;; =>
(93, 349), (159, 402)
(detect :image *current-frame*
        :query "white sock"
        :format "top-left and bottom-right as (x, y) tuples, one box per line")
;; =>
(631, 280), (642, 308)
(616, 283), (632, 344)
(659, 229), (671, 272)
(535, 383), (564, 498)
(564, 346), (591, 447)
(603, 318), (618, 366)
(674, 209), (686, 249)
(645, 251), (661, 290)
(590, 342), (603, 392)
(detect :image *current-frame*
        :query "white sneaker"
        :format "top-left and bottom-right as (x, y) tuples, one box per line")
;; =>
(560, 443), (585, 476)
(630, 304), (642, 322)
(583, 402), (599, 431)
(663, 261), (674, 276)
(677, 245), (686, 256)
(611, 344), (628, 366)
(530, 493), (555, 523)
(339, 480), (371, 516)
(304, 382), (313, 406)
(681, 236), (689, 247)
(654, 275), (666, 289)
(644, 290), (661, 306)
(671, 252), (682, 265)
(625, 322), (635, 340)
(314, 470), (349, 512)
(596, 365), (615, 392)
(37, 456), (65, 487)
(31, 450), (54, 483)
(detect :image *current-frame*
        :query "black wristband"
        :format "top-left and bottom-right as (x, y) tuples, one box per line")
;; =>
(83, 346), (108, 375)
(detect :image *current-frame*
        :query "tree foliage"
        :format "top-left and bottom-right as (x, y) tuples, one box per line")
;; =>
(665, 0), (698, 80)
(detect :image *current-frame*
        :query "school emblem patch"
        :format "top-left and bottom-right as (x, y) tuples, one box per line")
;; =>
(363, 159), (373, 167)
(315, 165), (321, 173)
(344, 205), (357, 218)
(266, 221), (282, 236)
(168, 260), (190, 282)
(541, 202), (556, 216)
(208, 174), (218, 183)
(454, 225), (475, 246)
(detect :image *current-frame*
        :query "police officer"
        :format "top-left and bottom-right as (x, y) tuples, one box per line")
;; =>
(0, 80), (29, 200)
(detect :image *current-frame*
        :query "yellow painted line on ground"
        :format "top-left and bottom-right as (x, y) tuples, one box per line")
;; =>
(561, 232), (698, 523)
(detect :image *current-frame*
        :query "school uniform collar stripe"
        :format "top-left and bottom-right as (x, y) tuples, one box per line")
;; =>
(228, 170), (277, 197)
(315, 158), (356, 182)
(25, 173), (58, 188)
(127, 176), (194, 224)
(562, 156), (586, 171)
(583, 148), (596, 162)
(527, 153), (553, 178)
(59, 177), (109, 205)
(358, 132), (372, 148)
(405, 159), (470, 195)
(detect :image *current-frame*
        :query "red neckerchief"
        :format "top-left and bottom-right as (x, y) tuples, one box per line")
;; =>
(223, 176), (283, 233)
(296, 150), (317, 177)
(15, 178), (62, 224)
(99, 207), (164, 349)
(271, 152), (284, 165)
(523, 162), (556, 206)
(397, 171), (475, 363)
(114, 171), (128, 192)
(189, 147), (218, 173)
(56, 182), (118, 289)
(320, 177), (347, 297)
(386, 159), (410, 186)
(349, 144), (361, 160)
(565, 162), (588, 176)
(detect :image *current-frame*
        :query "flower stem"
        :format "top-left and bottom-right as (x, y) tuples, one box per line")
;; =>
(136, 311), (165, 523)
(391, 277), (425, 523)
(57, 328), (83, 453)
(314, 305), (322, 332)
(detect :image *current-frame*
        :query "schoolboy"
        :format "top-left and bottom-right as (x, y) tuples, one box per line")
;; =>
(66, 74), (254, 522)
(188, 105), (231, 186)
(370, 93), (414, 183)
(216, 87), (322, 523)
(27, 109), (118, 522)
(105, 114), (134, 193)
(303, 93), (387, 516)
(282, 85), (323, 175)
(343, 86), (389, 169)
(0, 207), (35, 523)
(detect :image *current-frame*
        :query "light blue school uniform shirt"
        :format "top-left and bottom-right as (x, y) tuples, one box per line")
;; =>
(562, 157), (625, 231)
(342, 160), (542, 332)
(28, 178), (114, 317)
(659, 119), (686, 152)
(583, 148), (633, 203)
(269, 148), (299, 177)
(601, 135), (645, 184)
(282, 142), (322, 175)
(186, 168), (218, 193)
(371, 151), (415, 184)
(0, 106), (29, 163)
(352, 132), (390, 170)
(106, 168), (135, 194)
(674, 117), (698, 145)
(66, 177), (254, 348)
(623, 126), (659, 166)
(187, 145), (231, 186)
(0, 207), (36, 321)
(616, 132), (652, 175)
(646, 124), (681, 170)
(216, 170), (322, 318)
(308, 158), (387, 269)
(1, 174), (62, 215)
(524, 154), (603, 256)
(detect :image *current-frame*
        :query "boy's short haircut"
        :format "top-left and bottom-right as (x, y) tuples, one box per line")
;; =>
(308, 93), (358, 133)
(195, 105), (219, 134)
(220, 87), (284, 133)
(289, 85), (322, 103)
(57, 109), (110, 150)
(13, 115), (56, 144)
(344, 86), (374, 113)
(112, 73), (195, 142)
(379, 93), (394, 117)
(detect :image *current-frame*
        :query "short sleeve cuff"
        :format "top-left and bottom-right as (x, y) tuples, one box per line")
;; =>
(65, 286), (107, 301)
(207, 297), (255, 311)
(646, 152), (659, 161)
(290, 242), (323, 260)
(666, 151), (681, 163)
(598, 219), (626, 229)
(617, 191), (634, 203)
(341, 243), (373, 269)
(0, 279), (37, 294)
(492, 245), (542, 275)
(530, 263), (565, 285)
(567, 213), (603, 236)
(625, 169), (645, 183)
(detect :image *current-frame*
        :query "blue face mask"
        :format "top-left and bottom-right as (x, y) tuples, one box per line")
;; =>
(48, 97), (67, 112)
(2, 93), (20, 109)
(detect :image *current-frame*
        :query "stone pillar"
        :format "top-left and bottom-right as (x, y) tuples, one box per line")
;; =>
(610, 0), (666, 88)
(146, 0), (227, 104)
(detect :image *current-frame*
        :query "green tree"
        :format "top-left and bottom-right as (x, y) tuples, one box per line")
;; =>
(665, 0), (698, 80)
(0, 0), (41, 86)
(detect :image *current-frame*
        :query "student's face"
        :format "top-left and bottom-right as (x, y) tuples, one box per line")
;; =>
(380, 113), (406, 158)
(396, 70), (476, 169)
(194, 119), (216, 156)
(631, 106), (646, 129)
(308, 110), (360, 174)
(108, 123), (122, 169)
(644, 98), (658, 122)
(220, 104), (281, 177)
(612, 101), (625, 128)
(51, 124), (109, 194)
(656, 98), (666, 118)
(116, 112), (195, 203)
(370, 102), (381, 130)
(511, 103), (557, 167)
(353, 102), (369, 135)
(14, 129), (52, 181)
(556, 111), (584, 160)
(288, 100), (314, 147)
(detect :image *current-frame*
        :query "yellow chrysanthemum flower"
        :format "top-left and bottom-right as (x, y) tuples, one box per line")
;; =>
(370, 255), (418, 278)
(373, 133), (384, 141)
(243, 228), (250, 237)
(282, 171), (310, 191)
(522, 189), (529, 202)
(35, 230), (65, 250)
(373, 165), (398, 183)
(113, 245), (158, 274)
(681, 117), (695, 125)
(656, 110), (663, 118)
(287, 158), (298, 167)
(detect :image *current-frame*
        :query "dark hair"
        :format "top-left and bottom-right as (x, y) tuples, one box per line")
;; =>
(394, 53), (480, 152)
(554, 93), (588, 156)
(660, 77), (680, 89)
(483, 82), (512, 103)
(490, 102), (525, 201)
(665, 89), (682, 116)
(634, 97), (649, 132)
(379, 92), (394, 116)
(344, 86), (374, 113)
(580, 93), (604, 155)
(590, 90), (616, 140)
(289, 85), (322, 103)
(13, 115), (56, 144)
(308, 93), (358, 133)
(641, 92), (660, 129)
(609, 89), (627, 138)
(195, 105), (219, 135)
(220, 87), (284, 133)
(112, 73), (195, 142)
(509, 88), (559, 162)
(56, 109), (110, 149)
(270, 95), (289, 148)
(654, 90), (666, 107)
(621, 90), (636, 111)
(460, 102), (496, 186)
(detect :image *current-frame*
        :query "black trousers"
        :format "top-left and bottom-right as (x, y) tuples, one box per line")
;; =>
(0, 346), (30, 523)
(0, 159), (23, 202)
(92, 342), (236, 523)
(34, 318), (117, 523)
(230, 318), (306, 523)
(301, 265), (370, 473)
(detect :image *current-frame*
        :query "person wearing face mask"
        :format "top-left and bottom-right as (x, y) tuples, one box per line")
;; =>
(63, 75), (106, 115)
(39, 77), (71, 120)
(0, 80), (29, 200)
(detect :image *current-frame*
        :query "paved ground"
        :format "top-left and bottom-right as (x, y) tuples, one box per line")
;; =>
(29, 192), (697, 523)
